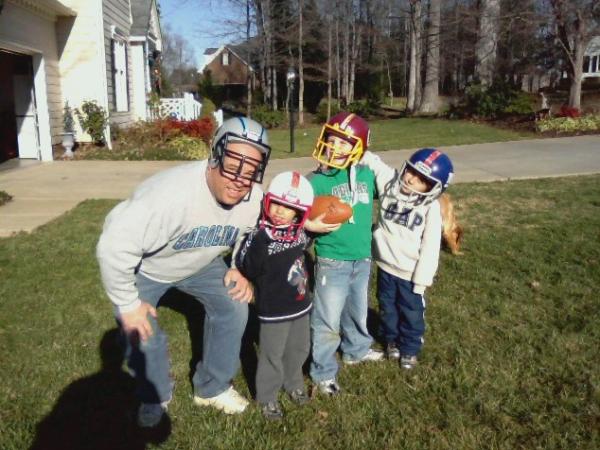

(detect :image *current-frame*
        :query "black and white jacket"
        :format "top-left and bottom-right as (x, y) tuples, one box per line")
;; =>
(236, 227), (312, 322)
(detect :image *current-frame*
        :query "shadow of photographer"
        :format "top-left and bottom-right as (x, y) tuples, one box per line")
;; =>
(29, 328), (171, 450)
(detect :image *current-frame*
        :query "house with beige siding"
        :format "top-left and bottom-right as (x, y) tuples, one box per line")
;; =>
(0, 0), (162, 162)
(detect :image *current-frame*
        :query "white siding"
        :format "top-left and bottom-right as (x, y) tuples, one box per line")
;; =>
(103, 0), (135, 128)
(56, 0), (108, 143)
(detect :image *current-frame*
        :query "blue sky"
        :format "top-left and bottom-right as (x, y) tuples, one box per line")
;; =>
(158, 0), (247, 69)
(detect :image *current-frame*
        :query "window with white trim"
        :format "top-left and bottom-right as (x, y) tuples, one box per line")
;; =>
(222, 51), (229, 66)
(112, 39), (129, 111)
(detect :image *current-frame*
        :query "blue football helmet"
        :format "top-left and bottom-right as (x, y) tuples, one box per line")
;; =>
(399, 148), (454, 205)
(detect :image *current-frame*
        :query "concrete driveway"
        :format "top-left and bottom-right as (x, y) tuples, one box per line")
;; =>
(1, 135), (599, 237)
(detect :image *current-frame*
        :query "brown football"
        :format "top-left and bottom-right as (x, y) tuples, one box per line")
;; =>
(309, 195), (353, 224)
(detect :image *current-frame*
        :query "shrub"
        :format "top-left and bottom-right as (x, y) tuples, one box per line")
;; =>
(201, 98), (216, 118)
(536, 115), (600, 133)
(459, 81), (535, 119)
(82, 136), (209, 160)
(63, 102), (75, 133)
(169, 136), (210, 160)
(557, 105), (581, 118)
(76, 100), (109, 144)
(160, 117), (215, 144)
(347, 98), (380, 118)
(251, 105), (286, 128)
(0, 190), (13, 207)
(315, 99), (341, 123)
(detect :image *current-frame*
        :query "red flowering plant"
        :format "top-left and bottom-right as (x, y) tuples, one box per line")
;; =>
(557, 105), (581, 118)
(157, 117), (215, 144)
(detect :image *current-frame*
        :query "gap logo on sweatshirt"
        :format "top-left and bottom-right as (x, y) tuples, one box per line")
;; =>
(172, 225), (239, 250)
(383, 202), (423, 231)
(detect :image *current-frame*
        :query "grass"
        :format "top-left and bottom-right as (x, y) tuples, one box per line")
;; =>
(267, 118), (534, 159)
(0, 190), (13, 206)
(1, 175), (599, 449)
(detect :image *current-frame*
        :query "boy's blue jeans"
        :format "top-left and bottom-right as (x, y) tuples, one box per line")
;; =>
(376, 268), (426, 357)
(310, 257), (373, 382)
(123, 256), (248, 404)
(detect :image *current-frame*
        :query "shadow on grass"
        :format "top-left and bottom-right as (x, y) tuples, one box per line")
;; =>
(29, 329), (171, 450)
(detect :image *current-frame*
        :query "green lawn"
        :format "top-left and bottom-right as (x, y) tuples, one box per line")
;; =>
(1, 176), (599, 449)
(268, 118), (534, 159)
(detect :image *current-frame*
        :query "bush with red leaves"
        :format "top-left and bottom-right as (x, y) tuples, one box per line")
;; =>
(158, 117), (216, 144)
(557, 105), (581, 118)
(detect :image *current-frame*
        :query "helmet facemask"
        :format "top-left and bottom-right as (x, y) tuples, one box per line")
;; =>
(213, 131), (271, 184)
(398, 162), (442, 207)
(312, 125), (364, 170)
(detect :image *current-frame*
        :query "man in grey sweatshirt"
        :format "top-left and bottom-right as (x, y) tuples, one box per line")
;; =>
(96, 117), (271, 427)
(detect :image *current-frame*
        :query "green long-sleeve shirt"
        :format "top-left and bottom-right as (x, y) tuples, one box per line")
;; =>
(307, 166), (375, 260)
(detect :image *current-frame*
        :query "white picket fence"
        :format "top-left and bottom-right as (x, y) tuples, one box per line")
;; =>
(149, 92), (223, 126)
(158, 93), (201, 120)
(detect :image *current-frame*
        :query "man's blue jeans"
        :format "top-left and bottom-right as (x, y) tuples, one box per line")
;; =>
(310, 257), (373, 382)
(124, 256), (248, 403)
(377, 268), (426, 357)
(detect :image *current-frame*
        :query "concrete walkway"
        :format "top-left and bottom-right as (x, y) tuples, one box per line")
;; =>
(1, 135), (599, 237)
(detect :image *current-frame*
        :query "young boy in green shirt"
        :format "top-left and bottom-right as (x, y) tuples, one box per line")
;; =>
(305, 112), (384, 396)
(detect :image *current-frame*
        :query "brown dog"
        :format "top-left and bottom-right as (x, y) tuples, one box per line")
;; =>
(439, 193), (463, 255)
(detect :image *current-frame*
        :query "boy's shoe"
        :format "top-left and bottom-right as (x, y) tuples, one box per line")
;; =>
(137, 400), (169, 428)
(288, 388), (310, 405)
(316, 378), (341, 396)
(193, 386), (249, 414)
(261, 401), (284, 420)
(343, 348), (385, 365)
(386, 343), (400, 360)
(400, 354), (418, 370)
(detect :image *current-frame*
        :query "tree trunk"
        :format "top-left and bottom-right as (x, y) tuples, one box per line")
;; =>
(342, 5), (350, 104)
(246, 0), (252, 117)
(298, 0), (304, 125)
(327, 14), (333, 119)
(407, 0), (421, 112)
(348, 18), (359, 104)
(475, 0), (500, 86)
(418, 0), (441, 114)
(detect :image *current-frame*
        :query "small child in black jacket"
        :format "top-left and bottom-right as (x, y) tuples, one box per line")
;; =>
(236, 171), (314, 420)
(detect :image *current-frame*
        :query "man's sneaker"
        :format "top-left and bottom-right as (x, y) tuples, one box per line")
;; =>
(400, 354), (418, 370)
(316, 379), (341, 396)
(386, 343), (400, 360)
(137, 400), (169, 428)
(261, 401), (284, 420)
(288, 388), (310, 405)
(193, 386), (249, 414)
(343, 348), (385, 365)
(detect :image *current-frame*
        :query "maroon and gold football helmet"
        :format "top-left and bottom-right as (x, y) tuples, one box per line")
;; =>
(312, 112), (371, 169)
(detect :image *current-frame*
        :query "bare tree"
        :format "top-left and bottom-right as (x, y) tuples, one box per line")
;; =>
(549, 0), (599, 109)
(475, 0), (500, 86)
(418, 0), (441, 113)
(298, 0), (305, 124)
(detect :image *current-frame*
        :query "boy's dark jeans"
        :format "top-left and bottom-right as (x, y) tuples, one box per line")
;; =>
(376, 268), (426, 357)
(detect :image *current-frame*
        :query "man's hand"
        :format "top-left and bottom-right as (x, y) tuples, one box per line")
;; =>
(119, 302), (157, 343)
(304, 213), (342, 234)
(224, 268), (254, 303)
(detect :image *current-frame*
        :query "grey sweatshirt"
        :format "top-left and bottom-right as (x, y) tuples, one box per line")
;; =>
(96, 160), (262, 314)
(360, 151), (442, 294)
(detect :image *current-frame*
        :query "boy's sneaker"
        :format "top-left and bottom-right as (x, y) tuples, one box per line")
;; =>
(261, 401), (284, 420)
(288, 388), (310, 405)
(400, 354), (418, 370)
(193, 386), (249, 414)
(137, 400), (169, 428)
(316, 378), (341, 396)
(386, 343), (400, 360)
(343, 348), (385, 365)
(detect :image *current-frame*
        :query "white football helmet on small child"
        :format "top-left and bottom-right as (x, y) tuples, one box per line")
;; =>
(261, 171), (314, 241)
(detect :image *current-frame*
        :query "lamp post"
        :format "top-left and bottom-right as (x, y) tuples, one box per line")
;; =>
(286, 67), (297, 153)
